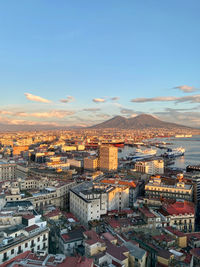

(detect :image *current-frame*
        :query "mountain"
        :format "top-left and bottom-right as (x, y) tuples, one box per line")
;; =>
(0, 123), (81, 132)
(91, 114), (192, 129)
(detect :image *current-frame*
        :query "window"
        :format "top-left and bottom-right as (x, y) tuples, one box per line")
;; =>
(11, 249), (14, 254)
(37, 237), (40, 242)
(25, 243), (28, 248)
(37, 245), (40, 250)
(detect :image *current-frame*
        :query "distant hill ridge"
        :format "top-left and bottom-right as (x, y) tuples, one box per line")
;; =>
(90, 114), (192, 129)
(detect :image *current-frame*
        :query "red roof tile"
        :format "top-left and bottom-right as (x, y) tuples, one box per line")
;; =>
(25, 224), (39, 232)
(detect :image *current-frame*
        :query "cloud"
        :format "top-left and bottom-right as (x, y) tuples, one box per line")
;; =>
(154, 108), (200, 127)
(96, 113), (111, 119)
(92, 98), (106, 103)
(174, 85), (197, 93)
(131, 94), (200, 104)
(31, 110), (75, 118)
(83, 108), (101, 112)
(120, 108), (136, 115)
(60, 96), (75, 103)
(0, 110), (13, 115)
(25, 93), (52, 103)
(110, 97), (120, 101)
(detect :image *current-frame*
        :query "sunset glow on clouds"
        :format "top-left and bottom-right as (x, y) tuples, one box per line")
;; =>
(0, 1), (199, 128)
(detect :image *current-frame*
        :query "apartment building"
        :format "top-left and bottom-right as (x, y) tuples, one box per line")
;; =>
(145, 176), (193, 201)
(70, 183), (107, 225)
(84, 157), (99, 171)
(0, 162), (16, 181)
(70, 181), (130, 224)
(3, 178), (76, 210)
(159, 201), (195, 232)
(135, 159), (164, 175)
(0, 224), (49, 264)
(99, 145), (118, 171)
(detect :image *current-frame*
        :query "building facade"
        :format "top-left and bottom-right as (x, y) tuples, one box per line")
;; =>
(145, 176), (193, 201)
(135, 159), (164, 175)
(99, 145), (118, 171)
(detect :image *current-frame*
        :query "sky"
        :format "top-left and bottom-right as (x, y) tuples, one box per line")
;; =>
(0, 0), (200, 127)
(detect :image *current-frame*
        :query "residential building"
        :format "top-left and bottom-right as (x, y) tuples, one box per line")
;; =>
(59, 226), (85, 256)
(135, 158), (164, 175)
(84, 157), (99, 171)
(70, 180), (131, 225)
(145, 175), (193, 201)
(159, 201), (195, 232)
(70, 182), (107, 225)
(0, 224), (49, 264)
(99, 145), (118, 171)
(0, 162), (16, 181)
(3, 177), (76, 211)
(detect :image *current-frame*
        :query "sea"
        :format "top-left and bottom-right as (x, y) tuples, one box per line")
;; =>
(118, 135), (200, 170)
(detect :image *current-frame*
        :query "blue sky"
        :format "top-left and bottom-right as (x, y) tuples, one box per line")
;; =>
(0, 0), (200, 127)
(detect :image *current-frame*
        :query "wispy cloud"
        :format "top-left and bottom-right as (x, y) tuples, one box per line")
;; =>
(31, 110), (74, 118)
(96, 113), (111, 119)
(110, 97), (120, 101)
(131, 94), (200, 104)
(60, 96), (75, 103)
(120, 108), (136, 115)
(83, 108), (101, 112)
(174, 85), (197, 93)
(154, 108), (200, 127)
(92, 98), (106, 103)
(25, 93), (52, 103)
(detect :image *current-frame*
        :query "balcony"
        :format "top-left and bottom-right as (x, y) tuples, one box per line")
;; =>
(3, 256), (9, 262)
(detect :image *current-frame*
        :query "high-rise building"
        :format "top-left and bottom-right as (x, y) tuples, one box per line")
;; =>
(99, 145), (118, 171)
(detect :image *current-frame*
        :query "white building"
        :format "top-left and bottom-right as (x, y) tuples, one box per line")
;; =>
(70, 181), (130, 225)
(70, 183), (107, 225)
(0, 224), (49, 264)
(135, 159), (164, 175)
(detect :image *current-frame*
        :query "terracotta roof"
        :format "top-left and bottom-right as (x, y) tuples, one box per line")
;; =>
(25, 224), (39, 232)
(165, 226), (186, 237)
(102, 232), (116, 242)
(59, 256), (93, 267)
(105, 240), (128, 262)
(22, 214), (35, 220)
(190, 248), (200, 259)
(101, 179), (136, 188)
(61, 227), (85, 243)
(164, 201), (195, 216)
(139, 207), (156, 218)
(84, 230), (104, 245)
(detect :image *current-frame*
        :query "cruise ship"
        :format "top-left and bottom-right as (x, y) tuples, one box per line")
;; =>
(127, 148), (157, 161)
(163, 147), (185, 158)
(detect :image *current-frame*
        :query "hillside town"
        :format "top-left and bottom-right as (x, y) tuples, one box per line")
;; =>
(0, 127), (199, 267)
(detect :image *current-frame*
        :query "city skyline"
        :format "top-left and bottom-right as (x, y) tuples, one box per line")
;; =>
(0, 1), (200, 127)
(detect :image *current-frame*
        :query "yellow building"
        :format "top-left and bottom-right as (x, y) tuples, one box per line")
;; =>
(145, 176), (193, 201)
(84, 157), (99, 171)
(99, 145), (118, 171)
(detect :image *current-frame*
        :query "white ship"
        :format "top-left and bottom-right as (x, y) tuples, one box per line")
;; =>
(127, 148), (157, 161)
(175, 134), (192, 138)
(163, 147), (185, 158)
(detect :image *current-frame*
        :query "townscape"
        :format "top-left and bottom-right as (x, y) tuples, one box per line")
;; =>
(1, 1), (200, 266)
(0, 123), (200, 267)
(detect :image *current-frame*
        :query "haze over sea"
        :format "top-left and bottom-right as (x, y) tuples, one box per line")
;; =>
(119, 135), (200, 170)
